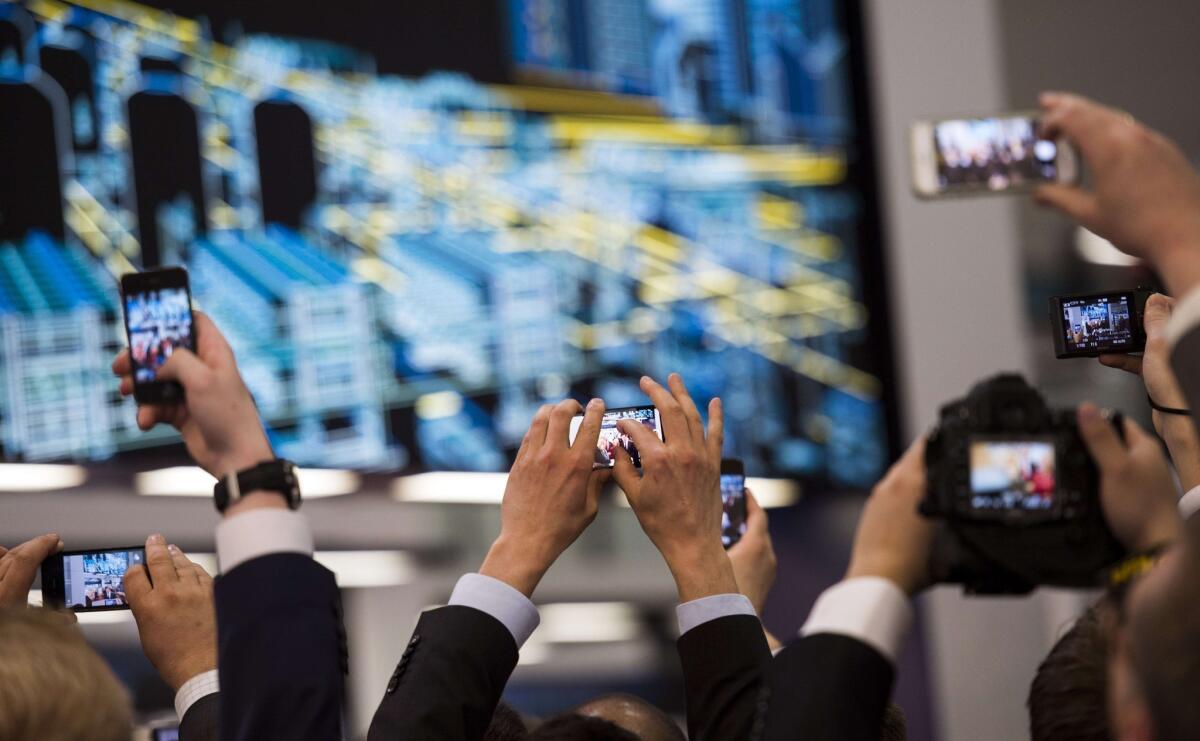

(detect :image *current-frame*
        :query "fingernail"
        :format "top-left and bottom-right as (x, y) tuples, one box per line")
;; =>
(46, 532), (59, 540)
(1078, 403), (1099, 424)
(167, 544), (180, 554)
(588, 398), (602, 409)
(148, 533), (166, 545)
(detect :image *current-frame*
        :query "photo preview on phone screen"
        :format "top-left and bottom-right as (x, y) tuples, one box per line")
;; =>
(62, 549), (144, 610)
(720, 473), (747, 547)
(126, 287), (192, 384)
(934, 116), (1058, 192)
(570, 406), (662, 468)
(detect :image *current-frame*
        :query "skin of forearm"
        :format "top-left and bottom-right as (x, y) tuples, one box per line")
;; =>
(1161, 416), (1200, 492)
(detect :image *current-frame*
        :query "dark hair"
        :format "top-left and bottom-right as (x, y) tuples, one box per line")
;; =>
(530, 713), (639, 741)
(879, 703), (908, 741)
(485, 701), (529, 741)
(1027, 599), (1112, 741)
(1128, 542), (1200, 741)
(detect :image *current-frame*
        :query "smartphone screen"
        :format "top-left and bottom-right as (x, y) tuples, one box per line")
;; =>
(568, 405), (663, 468)
(41, 547), (145, 612)
(121, 268), (194, 402)
(721, 459), (747, 548)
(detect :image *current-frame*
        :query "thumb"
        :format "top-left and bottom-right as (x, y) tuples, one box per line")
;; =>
(610, 444), (640, 504)
(1077, 402), (1125, 476)
(744, 489), (768, 535)
(1143, 293), (1173, 339)
(1034, 184), (1102, 231)
(155, 347), (208, 389)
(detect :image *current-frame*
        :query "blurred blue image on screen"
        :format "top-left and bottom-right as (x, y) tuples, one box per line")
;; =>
(0, 0), (890, 487)
(125, 287), (192, 383)
(152, 728), (180, 741)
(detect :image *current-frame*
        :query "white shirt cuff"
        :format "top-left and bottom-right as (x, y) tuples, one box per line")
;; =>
(676, 593), (757, 636)
(1165, 287), (1200, 349)
(215, 508), (313, 573)
(1180, 485), (1200, 521)
(800, 576), (912, 664)
(448, 573), (540, 648)
(174, 669), (219, 720)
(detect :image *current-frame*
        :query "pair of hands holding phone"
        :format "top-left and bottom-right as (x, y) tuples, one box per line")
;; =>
(481, 373), (738, 603)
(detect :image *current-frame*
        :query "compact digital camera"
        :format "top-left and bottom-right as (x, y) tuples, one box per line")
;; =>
(921, 374), (1125, 594)
(1049, 287), (1154, 359)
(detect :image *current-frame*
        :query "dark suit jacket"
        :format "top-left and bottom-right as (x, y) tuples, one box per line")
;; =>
(676, 613), (773, 741)
(214, 553), (346, 741)
(368, 605), (518, 741)
(759, 633), (895, 741)
(179, 692), (218, 741)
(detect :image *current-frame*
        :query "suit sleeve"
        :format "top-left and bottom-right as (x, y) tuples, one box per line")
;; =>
(178, 692), (219, 741)
(760, 633), (895, 741)
(214, 553), (345, 741)
(368, 605), (518, 741)
(676, 613), (772, 741)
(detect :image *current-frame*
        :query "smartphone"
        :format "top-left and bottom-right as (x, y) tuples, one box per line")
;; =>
(151, 726), (180, 741)
(120, 267), (195, 404)
(40, 546), (146, 612)
(568, 404), (663, 468)
(721, 459), (747, 548)
(1049, 288), (1152, 358)
(910, 111), (1079, 198)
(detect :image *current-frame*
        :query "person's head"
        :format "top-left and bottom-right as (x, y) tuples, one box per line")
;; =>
(1111, 542), (1200, 741)
(0, 608), (132, 741)
(1028, 598), (1114, 741)
(530, 713), (639, 741)
(571, 694), (684, 741)
(880, 702), (908, 741)
(485, 701), (529, 741)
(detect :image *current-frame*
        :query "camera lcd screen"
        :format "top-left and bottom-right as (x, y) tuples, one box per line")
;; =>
(720, 473), (747, 547)
(152, 728), (180, 741)
(1059, 293), (1135, 355)
(969, 439), (1057, 512)
(125, 286), (193, 384)
(60, 548), (144, 610)
(933, 115), (1058, 192)
(569, 406), (662, 468)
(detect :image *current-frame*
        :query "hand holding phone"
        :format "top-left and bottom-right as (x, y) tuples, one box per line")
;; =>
(568, 405), (663, 468)
(40, 546), (145, 612)
(121, 267), (195, 404)
(0, 533), (64, 608)
(910, 111), (1079, 198)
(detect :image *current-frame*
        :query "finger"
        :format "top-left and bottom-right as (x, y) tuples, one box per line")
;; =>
(521, 404), (553, 456)
(1143, 293), (1173, 339)
(1033, 184), (1102, 230)
(144, 534), (178, 586)
(10, 533), (64, 564)
(1037, 92), (1122, 156)
(123, 561), (151, 604)
(111, 348), (131, 377)
(640, 375), (688, 445)
(570, 398), (605, 456)
(1121, 414), (1157, 451)
(1098, 354), (1143, 376)
(586, 468), (611, 508)
(0, 547), (7, 558)
(617, 416), (663, 459)
(743, 489), (768, 535)
(155, 347), (210, 389)
(705, 397), (724, 462)
(118, 376), (134, 397)
(666, 373), (705, 446)
(192, 311), (235, 365)
(136, 405), (172, 431)
(194, 563), (213, 586)
(1077, 402), (1125, 476)
(609, 442), (640, 501)
(545, 398), (585, 450)
(167, 544), (201, 585)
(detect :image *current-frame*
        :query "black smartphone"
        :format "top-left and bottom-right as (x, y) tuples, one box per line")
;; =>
(1049, 288), (1152, 359)
(120, 267), (195, 403)
(568, 405), (663, 468)
(721, 459), (747, 548)
(40, 546), (146, 612)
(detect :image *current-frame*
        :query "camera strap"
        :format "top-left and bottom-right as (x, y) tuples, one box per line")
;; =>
(1147, 394), (1190, 416)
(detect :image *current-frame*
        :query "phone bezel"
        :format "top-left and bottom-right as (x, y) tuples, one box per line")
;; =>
(119, 267), (195, 404)
(40, 545), (146, 613)
(910, 110), (1079, 199)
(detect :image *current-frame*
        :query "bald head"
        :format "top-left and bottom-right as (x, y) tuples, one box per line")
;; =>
(573, 694), (684, 741)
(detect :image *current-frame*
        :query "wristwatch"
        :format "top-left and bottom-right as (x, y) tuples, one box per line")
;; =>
(213, 459), (302, 512)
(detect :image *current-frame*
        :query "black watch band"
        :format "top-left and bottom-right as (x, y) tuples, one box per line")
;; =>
(214, 460), (301, 513)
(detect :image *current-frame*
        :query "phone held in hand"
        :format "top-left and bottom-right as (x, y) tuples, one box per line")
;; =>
(120, 267), (195, 404)
(40, 546), (146, 612)
(568, 405), (663, 469)
(1049, 287), (1152, 359)
(721, 459), (747, 548)
(910, 111), (1079, 198)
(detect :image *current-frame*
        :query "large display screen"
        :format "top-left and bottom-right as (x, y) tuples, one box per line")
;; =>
(0, 0), (894, 487)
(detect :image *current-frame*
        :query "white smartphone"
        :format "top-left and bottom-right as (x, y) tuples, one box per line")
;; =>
(910, 111), (1079, 198)
(568, 404), (663, 468)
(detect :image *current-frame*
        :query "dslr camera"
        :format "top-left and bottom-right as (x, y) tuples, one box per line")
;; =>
(921, 374), (1125, 594)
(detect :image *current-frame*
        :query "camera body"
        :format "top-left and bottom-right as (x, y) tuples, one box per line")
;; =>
(1049, 287), (1154, 359)
(921, 374), (1125, 594)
